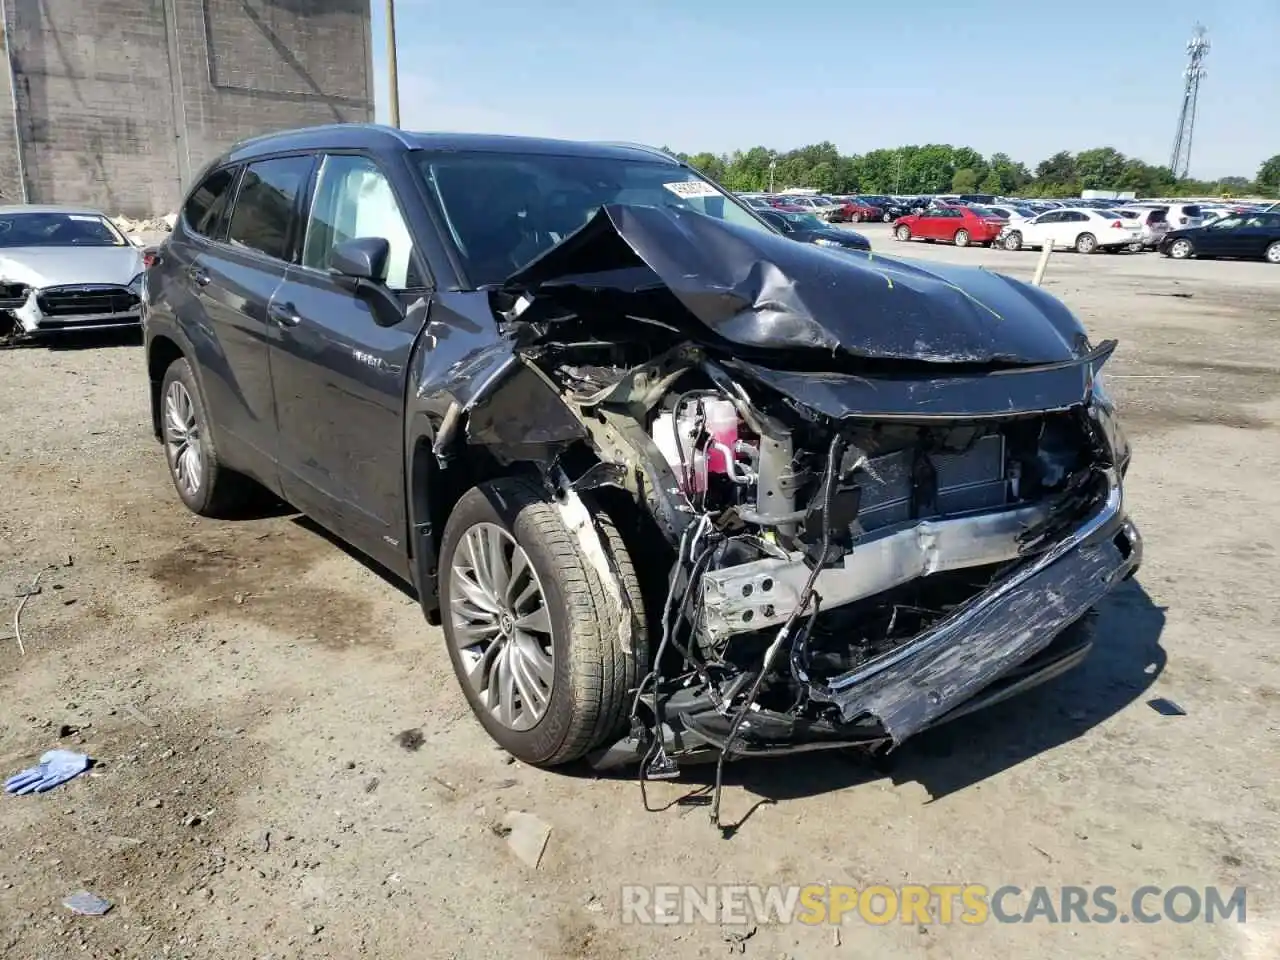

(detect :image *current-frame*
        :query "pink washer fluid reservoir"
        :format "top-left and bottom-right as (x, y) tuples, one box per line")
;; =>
(701, 399), (739, 474)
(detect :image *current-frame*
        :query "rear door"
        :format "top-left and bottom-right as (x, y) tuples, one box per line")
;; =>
(269, 152), (432, 574)
(189, 154), (315, 486)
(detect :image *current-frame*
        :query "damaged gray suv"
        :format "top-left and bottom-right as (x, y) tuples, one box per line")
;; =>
(143, 125), (1142, 805)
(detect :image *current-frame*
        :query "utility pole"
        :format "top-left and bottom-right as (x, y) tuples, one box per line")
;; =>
(894, 151), (903, 194)
(768, 157), (777, 193)
(385, 0), (400, 127)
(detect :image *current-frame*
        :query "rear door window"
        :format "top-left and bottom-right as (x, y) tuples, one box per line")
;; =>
(183, 166), (239, 239)
(226, 155), (315, 262)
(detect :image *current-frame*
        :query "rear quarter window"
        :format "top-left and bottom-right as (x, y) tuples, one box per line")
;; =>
(183, 166), (239, 238)
(1182, 205), (1202, 217)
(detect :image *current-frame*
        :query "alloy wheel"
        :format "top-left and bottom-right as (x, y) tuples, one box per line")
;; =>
(1170, 239), (1193, 259)
(1266, 242), (1280, 264)
(449, 522), (554, 732)
(164, 380), (202, 498)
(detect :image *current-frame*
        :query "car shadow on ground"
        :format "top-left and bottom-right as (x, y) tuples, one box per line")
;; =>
(606, 579), (1167, 826)
(291, 514), (418, 602)
(1, 327), (144, 351)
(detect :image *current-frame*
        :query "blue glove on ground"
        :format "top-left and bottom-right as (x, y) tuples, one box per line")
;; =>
(5, 750), (91, 795)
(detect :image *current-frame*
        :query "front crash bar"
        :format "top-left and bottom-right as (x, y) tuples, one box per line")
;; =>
(701, 502), (1055, 644)
(807, 470), (1139, 741)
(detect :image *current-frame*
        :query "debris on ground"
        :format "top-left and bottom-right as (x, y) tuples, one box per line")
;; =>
(62, 891), (112, 916)
(5, 749), (92, 794)
(499, 811), (551, 870)
(11, 565), (56, 656)
(395, 728), (424, 752)
(722, 925), (757, 953)
(124, 704), (161, 728)
(1148, 697), (1187, 716)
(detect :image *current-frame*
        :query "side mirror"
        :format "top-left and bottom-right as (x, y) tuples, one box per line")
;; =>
(330, 237), (390, 284)
(330, 237), (403, 328)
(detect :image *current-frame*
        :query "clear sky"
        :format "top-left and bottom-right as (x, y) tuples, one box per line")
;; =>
(370, 0), (1278, 180)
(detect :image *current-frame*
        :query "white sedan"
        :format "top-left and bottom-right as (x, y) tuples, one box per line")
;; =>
(999, 208), (1144, 253)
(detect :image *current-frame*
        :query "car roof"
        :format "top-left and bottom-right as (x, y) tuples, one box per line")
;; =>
(0, 204), (110, 217)
(222, 123), (679, 166)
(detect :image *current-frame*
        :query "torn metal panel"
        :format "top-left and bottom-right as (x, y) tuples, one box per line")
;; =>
(463, 361), (588, 466)
(822, 537), (1132, 743)
(809, 468), (1130, 737)
(506, 203), (1092, 365)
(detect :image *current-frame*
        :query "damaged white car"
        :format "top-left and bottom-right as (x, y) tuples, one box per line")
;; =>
(0, 206), (144, 338)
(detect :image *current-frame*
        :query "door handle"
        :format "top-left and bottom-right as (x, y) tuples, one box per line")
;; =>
(190, 269), (211, 287)
(268, 301), (302, 327)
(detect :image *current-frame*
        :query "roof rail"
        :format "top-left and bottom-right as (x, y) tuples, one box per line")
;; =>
(590, 140), (679, 162)
(228, 122), (417, 154)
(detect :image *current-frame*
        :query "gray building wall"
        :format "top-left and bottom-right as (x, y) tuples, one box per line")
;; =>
(0, 0), (373, 217)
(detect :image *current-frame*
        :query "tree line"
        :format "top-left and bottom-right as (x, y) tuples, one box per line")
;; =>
(665, 142), (1280, 199)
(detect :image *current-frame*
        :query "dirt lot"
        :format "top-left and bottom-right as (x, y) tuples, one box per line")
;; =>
(2, 229), (1278, 959)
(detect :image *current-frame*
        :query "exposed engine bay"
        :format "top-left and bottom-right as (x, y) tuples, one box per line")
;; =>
(418, 202), (1143, 825)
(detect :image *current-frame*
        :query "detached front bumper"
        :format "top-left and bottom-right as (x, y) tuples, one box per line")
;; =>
(9, 286), (142, 336)
(592, 472), (1142, 769)
(808, 472), (1140, 742)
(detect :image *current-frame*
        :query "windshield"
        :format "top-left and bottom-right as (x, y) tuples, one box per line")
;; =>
(781, 212), (828, 229)
(414, 152), (769, 286)
(0, 212), (125, 248)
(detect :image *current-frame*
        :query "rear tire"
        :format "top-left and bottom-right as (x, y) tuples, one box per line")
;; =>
(159, 358), (257, 518)
(1075, 232), (1098, 254)
(439, 477), (647, 767)
(1004, 231), (1023, 251)
(1265, 241), (1280, 264)
(881, 211), (892, 223)
(895, 224), (911, 241)
(852, 212), (864, 223)
(1168, 238), (1194, 259)
(954, 229), (970, 247)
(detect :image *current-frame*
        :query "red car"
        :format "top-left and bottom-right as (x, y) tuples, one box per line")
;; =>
(893, 205), (1007, 247)
(836, 198), (882, 223)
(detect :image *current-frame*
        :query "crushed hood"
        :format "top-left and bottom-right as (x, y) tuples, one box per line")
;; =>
(0, 246), (142, 289)
(506, 204), (1090, 366)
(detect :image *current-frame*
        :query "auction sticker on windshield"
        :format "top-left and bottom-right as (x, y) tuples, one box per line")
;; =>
(663, 181), (722, 199)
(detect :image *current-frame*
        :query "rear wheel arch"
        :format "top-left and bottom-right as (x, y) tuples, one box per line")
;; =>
(147, 335), (186, 440)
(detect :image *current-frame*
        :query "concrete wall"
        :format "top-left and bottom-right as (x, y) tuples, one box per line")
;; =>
(0, 0), (373, 217)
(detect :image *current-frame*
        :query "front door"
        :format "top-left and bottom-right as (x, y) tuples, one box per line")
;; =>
(269, 153), (431, 575)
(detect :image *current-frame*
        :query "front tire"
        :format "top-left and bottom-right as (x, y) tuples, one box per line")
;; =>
(1265, 241), (1280, 264)
(852, 212), (864, 223)
(439, 478), (646, 767)
(881, 211), (892, 223)
(1075, 232), (1098, 254)
(895, 224), (912, 242)
(159, 358), (256, 517)
(954, 229), (970, 247)
(1168, 238), (1194, 259)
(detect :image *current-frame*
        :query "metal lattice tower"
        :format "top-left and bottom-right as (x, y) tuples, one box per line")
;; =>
(1170, 24), (1210, 179)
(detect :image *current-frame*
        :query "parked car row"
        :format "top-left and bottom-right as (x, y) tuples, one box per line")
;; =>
(876, 196), (1280, 264)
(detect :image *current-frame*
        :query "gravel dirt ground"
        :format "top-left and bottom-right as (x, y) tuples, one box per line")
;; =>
(2, 226), (1278, 959)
